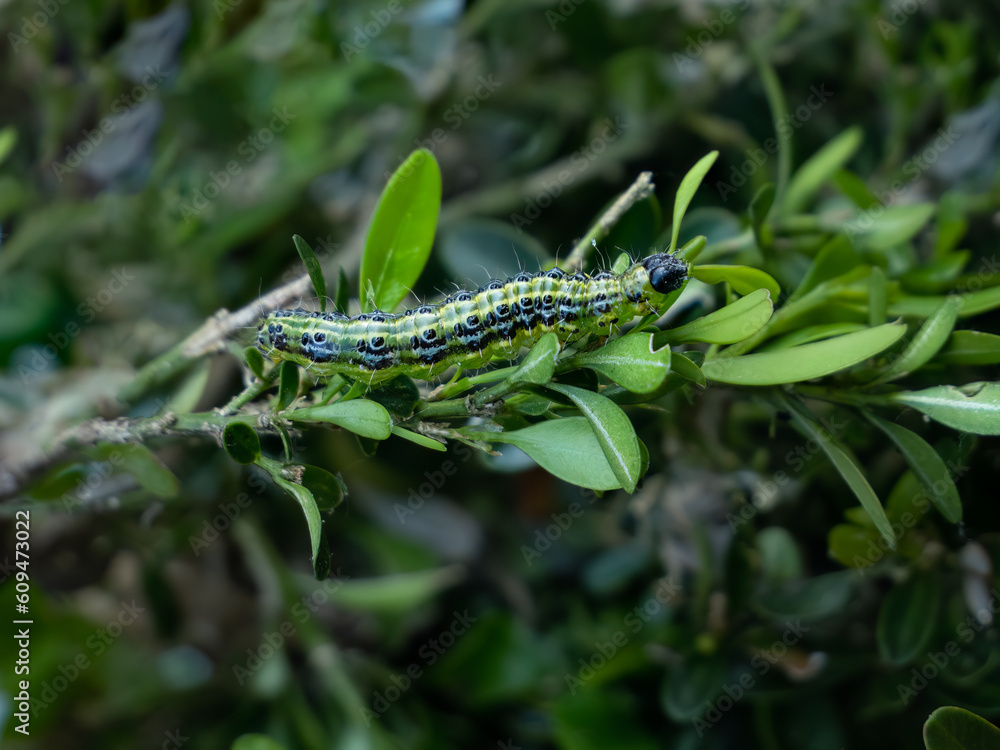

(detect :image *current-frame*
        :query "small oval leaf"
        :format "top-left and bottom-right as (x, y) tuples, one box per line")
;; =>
(289, 399), (393, 440)
(566, 333), (671, 393)
(223, 422), (262, 465)
(244, 346), (266, 380)
(924, 707), (1000, 750)
(470, 418), (622, 490)
(547, 383), (641, 492)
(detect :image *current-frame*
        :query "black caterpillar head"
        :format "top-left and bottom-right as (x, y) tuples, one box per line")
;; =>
(642, 253), (688, 294)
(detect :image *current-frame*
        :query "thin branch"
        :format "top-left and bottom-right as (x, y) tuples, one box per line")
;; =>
(0, 409), (278, 503)
(564, 171), (657, 271)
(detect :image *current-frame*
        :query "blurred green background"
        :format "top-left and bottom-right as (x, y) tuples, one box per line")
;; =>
(1, 0), (1000, 748)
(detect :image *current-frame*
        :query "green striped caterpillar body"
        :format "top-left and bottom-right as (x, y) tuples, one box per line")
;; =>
(256, 252), (688, 385)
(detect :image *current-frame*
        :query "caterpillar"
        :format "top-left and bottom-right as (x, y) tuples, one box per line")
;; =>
(255, 252), (688, 385)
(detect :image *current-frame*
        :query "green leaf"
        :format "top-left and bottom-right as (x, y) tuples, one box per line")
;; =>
(300, 465), (346, 512)
(828, 524), (879, 570)
(869, 266), (887, 326)
(222, 422), (262, 465)
(792, 235), (859, 299)
(0, 126), (16, 167)
(367, 374), (420, 416)
(936, 330), (1000, 365)
(870, 296), (961, 383)
(470, 418), (622, 490)
(565, 333), (671, 393)
(334, 266), (350, 314)
(677, 234), (707, 263)
(781, 396), (895, 548)
(924, 706), (1000, 750)
(890, 382), (1000, 436)
(475, 333), (559, 404)
(669, 351), (706, 387)
(876, 570), (942, 665)
(866, 414), (961, 523)
(749, 183), (775, 241)
(755, 571), (857, 621)
(292, 235), (327, 311)
(851, 203), (936, 250)
(703, 323), (906, 385)
(547, 383), (641, 493)
(761, 323), (868, 351)
(660, 288), (773, 345)
(691, 264), (781, 299)
(611, 252), (632, 275)
(231, 735), (289, 750)
(833, 169), (879, 209)
(391, 425), (448, 452)
(669, 151), (718, 252)
(88, 443), (181, 499)
(554, 690), (659, 750)
(933, 191), (969, 258)
(289, 399), (393, 440)
(360, 148), (442, 313)
(661, 655), (726, 722)
(889, 286), (1000, 318)
(165, 361), (211, 414)
(244, 346), (266, 380)
(257, 456), (325, 576)
(507, 332), (559, 387)
(783, 126), (863, 215)
(275, 361), (299, 410)
(329, 566), (464, 614)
